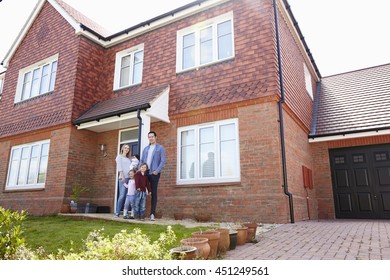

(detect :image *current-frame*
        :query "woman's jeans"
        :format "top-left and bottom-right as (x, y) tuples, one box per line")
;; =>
(115, 178), (129, 215)
(134, 191), (147, 216)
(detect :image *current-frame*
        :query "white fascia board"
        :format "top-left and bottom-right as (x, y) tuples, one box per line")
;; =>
(309, 129), (390, 143)
(1, 0), (46, 68)
(89, 0), (231, 48)
(76, 111), (138, 130)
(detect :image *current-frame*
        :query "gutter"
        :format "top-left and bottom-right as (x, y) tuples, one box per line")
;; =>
(79, 0), (209, 42)
(73, 103), (151, 126)
(274, 0), (294, 223)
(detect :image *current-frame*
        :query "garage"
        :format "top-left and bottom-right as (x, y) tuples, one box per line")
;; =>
(330, 144), (390, 219)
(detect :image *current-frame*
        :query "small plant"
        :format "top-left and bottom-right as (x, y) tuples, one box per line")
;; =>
(70, 184), (90, 203)
(0, 207), (26, 260)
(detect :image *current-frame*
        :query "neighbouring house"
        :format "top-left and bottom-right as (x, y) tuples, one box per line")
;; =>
(0, 0), (389, 223)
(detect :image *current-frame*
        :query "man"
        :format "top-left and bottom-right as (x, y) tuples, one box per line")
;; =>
(140, 131), (166, 221)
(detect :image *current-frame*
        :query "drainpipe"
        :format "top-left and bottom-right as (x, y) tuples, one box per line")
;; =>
(273, 0), (294, 223)
(137, 109), (142, 155)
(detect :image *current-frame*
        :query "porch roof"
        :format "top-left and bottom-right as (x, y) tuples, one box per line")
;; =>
(310, 63), (390, 140)
(74, 85), (170, 132)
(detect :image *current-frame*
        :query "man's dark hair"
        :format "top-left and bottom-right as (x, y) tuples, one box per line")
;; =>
(148, 131), (157, 137)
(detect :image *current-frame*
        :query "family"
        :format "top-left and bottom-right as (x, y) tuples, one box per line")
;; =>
(115, 131), (166, 221)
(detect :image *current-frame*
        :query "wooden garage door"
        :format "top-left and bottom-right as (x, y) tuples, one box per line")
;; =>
(330, 144), (390, 219)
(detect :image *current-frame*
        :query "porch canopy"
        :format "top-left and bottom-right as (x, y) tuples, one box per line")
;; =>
(73, 84), (170, 149)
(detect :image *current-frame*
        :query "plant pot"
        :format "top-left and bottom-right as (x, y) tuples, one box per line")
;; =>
(60, 204), (70, 213)
(194, 214), (211, 222)
(180, 238), (210, 259)
(154, 211), (163, 219)
(170, 246), (197, 260)
(216, 228), (230, 254)
(234, 226), (248, 245)
(174, 213), (184, 220)
(242, 222), (258, 242)
(229, 231), (238, 250)
(192, 230), (220, 259)
(70, 202), (77, 213)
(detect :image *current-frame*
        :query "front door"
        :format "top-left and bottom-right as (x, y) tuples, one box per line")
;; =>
(115, 128), (139, 213)
(330, 144), (390, 219)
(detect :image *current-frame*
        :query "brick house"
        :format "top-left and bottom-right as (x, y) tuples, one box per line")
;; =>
(1, 0), (388, 223)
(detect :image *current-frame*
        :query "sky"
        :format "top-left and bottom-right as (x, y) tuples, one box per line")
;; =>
(1, 0), (390, 76)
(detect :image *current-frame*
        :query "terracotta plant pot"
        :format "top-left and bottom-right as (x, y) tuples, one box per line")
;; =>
(174, 213), (184, 220)
(242, 222), (258, 242)
(229, 231), (238, 250)
(234, 226), (248, 245)
(170, 246), (197, 260)
(180, 237), (210, 259)
(154, 211), (163, 219)
(216, 228), (230, 254)
(194, 213), (211, 222)
(60, 204), (70, 213)
(192, 230), (220, 259)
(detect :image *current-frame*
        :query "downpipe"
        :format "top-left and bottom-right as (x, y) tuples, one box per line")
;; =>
(273, 0), (294, 223)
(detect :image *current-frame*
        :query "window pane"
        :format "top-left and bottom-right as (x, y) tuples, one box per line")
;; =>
(133, 51), (143, 84)
(180, 130), (195, 179)
(7, 149), (20, 186)
(182, 33), (195, 69)
(40, 64), (50, 94)
(200, 27), (213, 65)
(120, 129), (138, 142)
(120, 55), (131, 87)
(27, 145), (39, 184)
(17, 147), (30, 185)
(200, 127), (215, 178)
(38, 143), (50, 184)
(218, 20), (233, 59)
(49, 61), (57, 91)
(220, 140), (236, 177)
(30, 68), (41, 98)
(181, 146), (195, 179)
(220, 123), (235, 141)
(21, 72), (32, 100)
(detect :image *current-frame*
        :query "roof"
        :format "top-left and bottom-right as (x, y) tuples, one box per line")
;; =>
(74, 85), (169, 125)
(310, 63), (390, 138)
(55, 0), (112, 37)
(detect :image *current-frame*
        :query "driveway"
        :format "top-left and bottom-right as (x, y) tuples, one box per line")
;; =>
(224, 219), (390, 260)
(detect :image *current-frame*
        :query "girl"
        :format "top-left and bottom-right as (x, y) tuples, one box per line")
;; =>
(123, 169), (136, 219)
(134, 163), (151, 220)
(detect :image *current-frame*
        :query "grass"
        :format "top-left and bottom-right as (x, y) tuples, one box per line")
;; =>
(21, 215), (208, 254)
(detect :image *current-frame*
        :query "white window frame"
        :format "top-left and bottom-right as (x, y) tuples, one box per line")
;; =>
(0, 72), (4, 100)
(176, 11), (234, 73)
(14, 54), (58, 103)
(304, 63), (313, 99)
(177, 118), (240, 185)
(6, 140), (50, 191)
(113, 44), (144, 90)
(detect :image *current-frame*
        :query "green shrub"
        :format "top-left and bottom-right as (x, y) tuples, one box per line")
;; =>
(15, 226), (177, 260)
(0, 207), (26, 260)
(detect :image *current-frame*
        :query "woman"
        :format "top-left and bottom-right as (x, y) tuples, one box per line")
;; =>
(115, 144), (131, 217)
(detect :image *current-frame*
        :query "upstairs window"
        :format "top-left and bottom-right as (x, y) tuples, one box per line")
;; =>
(0, 72), (4, 100)
(113, 44), (144, 90)
(6, 140), (50, 190)
(177, 118), (240, 185)
(176, 12), (234, 72)
(15, 54), (58, 103)
(304, 63), (313, 99)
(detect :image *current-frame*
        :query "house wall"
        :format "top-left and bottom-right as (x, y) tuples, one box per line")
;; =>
(312, 135), (390, 219)
(0, 2), (80, 139)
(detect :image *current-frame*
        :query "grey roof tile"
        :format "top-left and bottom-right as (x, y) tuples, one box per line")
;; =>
(310, 64), (390, 137)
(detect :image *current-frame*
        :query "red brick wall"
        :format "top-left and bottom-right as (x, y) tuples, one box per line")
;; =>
(141, 100), (293, 224)
(0, 2), (80, 138)
(312, 135), (390, 219)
